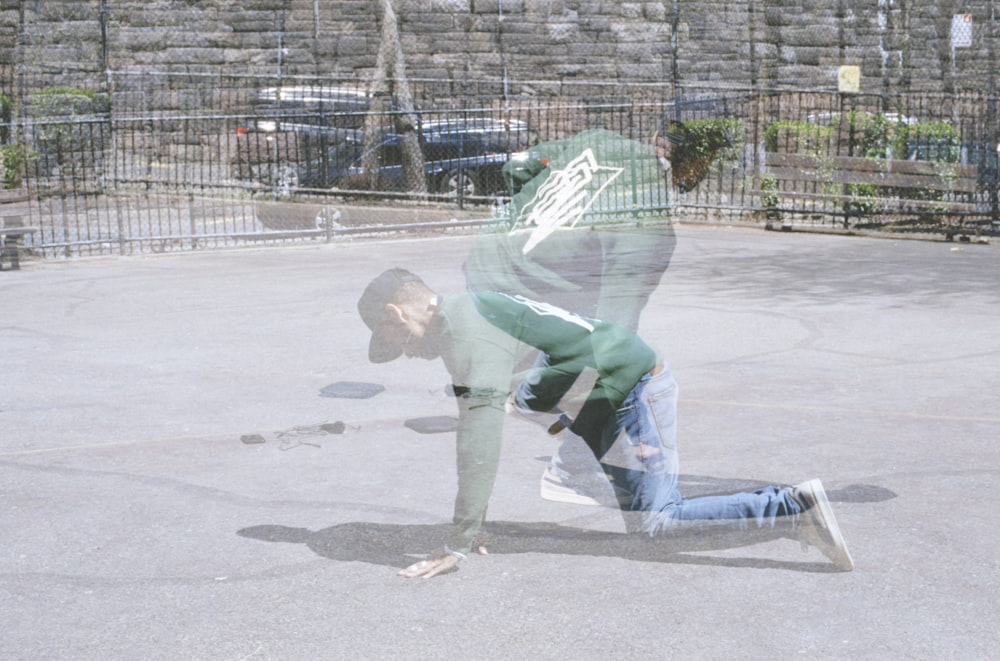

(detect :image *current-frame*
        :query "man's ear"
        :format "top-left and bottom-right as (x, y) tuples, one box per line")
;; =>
(384, 302), (406, 323)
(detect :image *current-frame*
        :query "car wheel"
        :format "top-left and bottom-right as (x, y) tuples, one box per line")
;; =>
(440, 170), (478, 198)
(274, 164), (300, 195)
(317, 206), (343, 231)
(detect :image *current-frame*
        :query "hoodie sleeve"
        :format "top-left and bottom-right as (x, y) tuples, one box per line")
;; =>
(469, 290), (657, 458)
(437, 295), (521, 554)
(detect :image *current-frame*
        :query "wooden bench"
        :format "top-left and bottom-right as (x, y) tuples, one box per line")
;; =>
(755, 152), (983, 232)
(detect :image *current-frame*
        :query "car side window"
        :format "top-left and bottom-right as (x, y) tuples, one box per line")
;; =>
(328, 141), (361, 168)
(378, 138), (403, 167)
(425, 141), (459, 161)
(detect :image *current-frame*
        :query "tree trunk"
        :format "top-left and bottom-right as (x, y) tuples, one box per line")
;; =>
(362, 0), (426, 194)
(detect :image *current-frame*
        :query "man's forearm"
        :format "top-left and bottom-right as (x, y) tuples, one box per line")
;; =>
(448, 390), (507, 553)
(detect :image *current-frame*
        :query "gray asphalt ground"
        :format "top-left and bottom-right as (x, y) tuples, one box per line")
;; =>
(2, 223), (999, 660)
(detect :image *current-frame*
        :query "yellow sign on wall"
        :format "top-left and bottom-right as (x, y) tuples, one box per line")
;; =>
(838, 65), (861, 93)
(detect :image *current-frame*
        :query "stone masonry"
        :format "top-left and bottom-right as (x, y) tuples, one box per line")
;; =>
(1, 1), (998, 106)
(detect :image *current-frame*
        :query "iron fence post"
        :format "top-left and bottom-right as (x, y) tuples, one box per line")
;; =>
(985, 7), (999, 232)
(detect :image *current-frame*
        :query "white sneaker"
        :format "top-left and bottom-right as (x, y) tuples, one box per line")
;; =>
(791, 479), (855, 571)
(540, 466), (606, 506)
(505, 395), (570, 435)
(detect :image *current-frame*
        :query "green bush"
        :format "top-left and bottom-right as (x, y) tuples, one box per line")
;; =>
(757, 173), (781, 223)
(844, 182), (882, 215)
(799, 111), (959, 163)
(903, 121), (961, 163)
(668, 118), (744, 191)
(763, 121), (832, 155)
(0, 92), (11, 144)
(30, 87), (110, 118)
(842, 111), (899, 158)
(0, 143), (35, 188)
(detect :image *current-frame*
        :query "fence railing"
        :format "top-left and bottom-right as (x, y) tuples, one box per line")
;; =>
(4, 84), (998, 259)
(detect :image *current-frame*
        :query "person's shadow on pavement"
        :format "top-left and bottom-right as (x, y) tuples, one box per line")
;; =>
(238, 481), (893, 574)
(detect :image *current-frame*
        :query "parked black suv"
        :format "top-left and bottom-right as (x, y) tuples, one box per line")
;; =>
(299, 118), (533, 197)
(233, 87), (533, 200)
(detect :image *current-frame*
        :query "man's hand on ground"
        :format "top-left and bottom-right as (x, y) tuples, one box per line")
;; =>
(398, 545), (488, 579)
(398, 553), (460, 579)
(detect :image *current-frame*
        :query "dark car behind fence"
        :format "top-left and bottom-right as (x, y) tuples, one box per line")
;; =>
(235, 113), (535, 209)
(4, 75), (999, 259)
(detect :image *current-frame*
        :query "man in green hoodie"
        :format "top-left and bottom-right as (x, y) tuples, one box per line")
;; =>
(358, 268), (854, 579)
(464, 129), (676, 505)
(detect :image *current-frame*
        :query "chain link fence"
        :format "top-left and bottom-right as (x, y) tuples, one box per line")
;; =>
(2, 71), (998, 259)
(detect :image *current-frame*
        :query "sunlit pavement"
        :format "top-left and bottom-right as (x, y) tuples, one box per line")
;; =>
(2, 223), (998, 659)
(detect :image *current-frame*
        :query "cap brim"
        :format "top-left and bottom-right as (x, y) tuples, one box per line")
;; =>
(368, 332), (403, 363)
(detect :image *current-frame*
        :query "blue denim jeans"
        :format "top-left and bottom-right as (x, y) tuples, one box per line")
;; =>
(597, 364), (803, 537)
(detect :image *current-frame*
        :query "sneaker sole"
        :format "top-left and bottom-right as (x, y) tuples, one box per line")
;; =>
(540, 471), (603, 506)
(797, 479), (855, 571)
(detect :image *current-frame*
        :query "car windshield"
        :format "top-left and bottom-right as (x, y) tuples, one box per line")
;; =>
(328, 140), (363, 167)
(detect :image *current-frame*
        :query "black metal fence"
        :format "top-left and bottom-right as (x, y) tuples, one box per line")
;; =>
(4, 75), (998, 259)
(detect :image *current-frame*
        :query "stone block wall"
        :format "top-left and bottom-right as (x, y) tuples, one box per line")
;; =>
(1, 0), (998, 108)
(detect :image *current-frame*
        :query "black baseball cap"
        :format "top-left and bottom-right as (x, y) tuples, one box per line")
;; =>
(357, 268), (424, 363)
